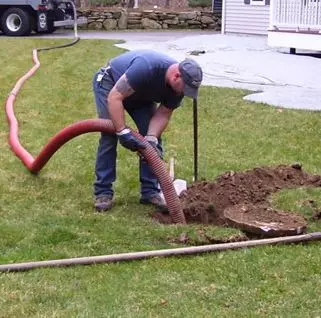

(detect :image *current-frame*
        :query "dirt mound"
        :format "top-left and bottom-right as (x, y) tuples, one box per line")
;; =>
(153, 164), (321, 236)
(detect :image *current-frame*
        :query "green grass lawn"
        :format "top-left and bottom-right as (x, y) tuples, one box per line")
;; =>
(1, 37), (321, 317)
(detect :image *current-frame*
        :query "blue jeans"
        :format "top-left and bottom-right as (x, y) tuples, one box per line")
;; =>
(92, 70), (163, 199)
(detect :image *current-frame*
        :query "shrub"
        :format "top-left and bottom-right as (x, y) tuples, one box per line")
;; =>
(188, 0), (212, 8)
(88, 0), (121, 6)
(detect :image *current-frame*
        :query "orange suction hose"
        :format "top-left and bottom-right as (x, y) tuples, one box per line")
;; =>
(5, 48), (186, 224)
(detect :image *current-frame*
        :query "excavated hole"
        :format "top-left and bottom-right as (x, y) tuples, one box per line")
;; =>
(153, 164), (321, 239)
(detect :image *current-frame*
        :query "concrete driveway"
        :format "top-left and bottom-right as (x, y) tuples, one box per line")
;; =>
(38, 30), (321, 111)
(35, 29), (215, 42)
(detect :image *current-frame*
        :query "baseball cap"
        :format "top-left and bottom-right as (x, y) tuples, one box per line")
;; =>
(179, 58), (203, 99)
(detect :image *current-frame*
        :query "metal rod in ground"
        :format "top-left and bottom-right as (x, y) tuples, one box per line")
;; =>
(193, 98), (198, 181)
(1, 232), (321, 273)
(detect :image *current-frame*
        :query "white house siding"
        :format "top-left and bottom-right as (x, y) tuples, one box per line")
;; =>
(224, 0), (270, 35)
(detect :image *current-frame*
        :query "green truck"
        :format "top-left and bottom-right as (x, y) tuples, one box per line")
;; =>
(0, 0), (86, 36)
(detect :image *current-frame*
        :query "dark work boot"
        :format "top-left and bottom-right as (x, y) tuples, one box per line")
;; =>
(94, 195), (113, 212)
(140, 193), (168, 212)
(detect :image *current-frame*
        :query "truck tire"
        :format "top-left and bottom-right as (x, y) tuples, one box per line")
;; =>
(43, 25), (56, 34)
(1, 8), (32, 36)
(46, 18), (57, 34)
(38, 19), (56, 34)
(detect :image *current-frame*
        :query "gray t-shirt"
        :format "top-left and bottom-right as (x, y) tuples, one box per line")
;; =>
(109, 50), (183, 109)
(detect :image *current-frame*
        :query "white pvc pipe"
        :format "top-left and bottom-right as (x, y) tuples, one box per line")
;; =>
(70, 0), (78, 38)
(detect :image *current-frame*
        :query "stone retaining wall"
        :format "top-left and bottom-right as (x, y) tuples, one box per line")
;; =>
(77, 9), (221, 30)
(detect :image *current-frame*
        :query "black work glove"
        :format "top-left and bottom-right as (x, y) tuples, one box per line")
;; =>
(145, 135), (162, 158)
(116, 128), (146, 152)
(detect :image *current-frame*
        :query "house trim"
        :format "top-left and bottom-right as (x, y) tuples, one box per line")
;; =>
(268, 30), (321, 50)
(221, 0), (227, 34)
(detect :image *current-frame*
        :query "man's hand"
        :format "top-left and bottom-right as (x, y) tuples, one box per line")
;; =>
(145, 135), (162, 158)
(117, 128), (146, 152)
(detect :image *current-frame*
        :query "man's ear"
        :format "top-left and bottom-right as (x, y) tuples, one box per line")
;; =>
(174, 71), (181, 80)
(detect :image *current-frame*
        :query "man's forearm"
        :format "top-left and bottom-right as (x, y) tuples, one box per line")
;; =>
(108, 74), (135, 132)
(108, 99), (126, 132)
(147, 106), (173, 137)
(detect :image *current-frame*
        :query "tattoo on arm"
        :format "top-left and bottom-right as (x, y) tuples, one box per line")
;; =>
(114, 74), (134, 97)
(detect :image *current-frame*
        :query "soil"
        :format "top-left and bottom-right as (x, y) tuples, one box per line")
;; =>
(153, 164), (321, 236)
